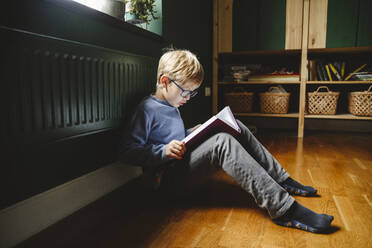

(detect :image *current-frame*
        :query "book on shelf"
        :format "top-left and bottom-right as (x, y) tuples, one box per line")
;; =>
(328, 63), (342, 80)
(182, 106), (241, 148)
(325, 64), (333, 81)
(341, 62), (345, 78)
(316, 61), (329, 81)
(349, 72), (372, 81)
(309, 60), (318, 81)
(316, 62), (325, 81)
(314, 60), (371, 81)
(345, 64), (367, 80)
(247, 73), (300, 82)
(316, 64), (323, 81)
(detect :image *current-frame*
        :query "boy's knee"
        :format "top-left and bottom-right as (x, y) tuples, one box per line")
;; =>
(213, 132), (235, 143)
(236, 119), (256, 136)
(211, 132), (240, 151)
(208, 132), (238, 163)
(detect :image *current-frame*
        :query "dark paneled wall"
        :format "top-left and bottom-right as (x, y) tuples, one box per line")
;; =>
(3, 28), (155, 145)
(1, 0), (214, 209)
(1, 27), (156, 209)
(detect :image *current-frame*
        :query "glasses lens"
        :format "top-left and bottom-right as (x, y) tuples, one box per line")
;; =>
(180, 90), (198, 98)
(190, 91), (198, 97)
(180, 91), (189, 97)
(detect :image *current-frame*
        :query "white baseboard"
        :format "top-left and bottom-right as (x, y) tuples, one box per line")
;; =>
(0, 162), (142, 248)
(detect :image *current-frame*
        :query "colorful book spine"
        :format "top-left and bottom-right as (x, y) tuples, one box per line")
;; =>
(325, 64), (333, 81)
(341, 62), (345, 78)
(329, 63), (341, 80)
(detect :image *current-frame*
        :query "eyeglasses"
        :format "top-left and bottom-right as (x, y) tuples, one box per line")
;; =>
(170, 79), (198, 98)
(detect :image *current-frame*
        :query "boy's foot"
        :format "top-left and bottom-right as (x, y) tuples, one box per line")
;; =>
(273, 201), (334, 233)
(281, 177), (317, 196)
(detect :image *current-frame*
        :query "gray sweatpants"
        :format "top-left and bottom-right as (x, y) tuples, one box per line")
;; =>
(160, 120), (295, 219)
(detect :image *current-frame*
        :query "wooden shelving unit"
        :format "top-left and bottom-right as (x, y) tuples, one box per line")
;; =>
(213, 0), (372, 137)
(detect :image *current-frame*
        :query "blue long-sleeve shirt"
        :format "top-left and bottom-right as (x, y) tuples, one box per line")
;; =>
(119, 95), (190, 171)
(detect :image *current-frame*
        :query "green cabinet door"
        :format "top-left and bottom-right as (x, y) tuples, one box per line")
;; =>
(233, 0), (285, 51)
(357, 0), (372, 46)
(326, 0), (359, 48)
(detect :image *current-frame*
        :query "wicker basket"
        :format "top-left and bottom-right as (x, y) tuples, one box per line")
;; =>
(348, 85), (372, 116)
(307, 86), (340, 115)
(224, 91), (254, 113)
(259, 87), (290, 114)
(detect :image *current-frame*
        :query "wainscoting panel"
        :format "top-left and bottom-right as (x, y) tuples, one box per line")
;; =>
(2, 27), (156, 146)
(1, 26), (156, 209)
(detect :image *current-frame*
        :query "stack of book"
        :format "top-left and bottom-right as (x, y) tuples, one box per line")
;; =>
(221, 63), (299, 83)
(247, 73), (299, 82)
(315, 61), (370, 81)
(348, 72), (372, 81)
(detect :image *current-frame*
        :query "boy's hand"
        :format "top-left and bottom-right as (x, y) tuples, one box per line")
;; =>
(165, 140), (186, 160)
(189, 124), (202, 133)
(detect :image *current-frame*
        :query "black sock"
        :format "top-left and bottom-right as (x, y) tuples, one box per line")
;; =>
(282, 177), (317, 195)
(274, 201), (333, 231)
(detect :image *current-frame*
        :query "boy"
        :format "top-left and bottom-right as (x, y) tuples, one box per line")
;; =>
(119, 49), (334, 233)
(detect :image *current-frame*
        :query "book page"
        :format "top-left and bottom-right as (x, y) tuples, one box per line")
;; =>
(216, 106), (240, 132)
(182, 116), (217, 143)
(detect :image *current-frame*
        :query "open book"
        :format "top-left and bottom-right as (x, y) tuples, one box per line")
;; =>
(182, 106), (241, 148)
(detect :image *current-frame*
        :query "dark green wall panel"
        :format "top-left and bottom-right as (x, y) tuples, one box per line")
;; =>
(0, 0), (213, 209)
(257, 0), (286, 50)
(326, 0), (359, 48)
(357, 0), (372, 46)
(1, 27), (157, 209)
(233, 0), (286, 51)
(233, 0), (260, 51)
(162, 0), (213, 128)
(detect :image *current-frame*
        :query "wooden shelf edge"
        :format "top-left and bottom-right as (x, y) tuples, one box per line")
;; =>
(307, 46), (372, 55)
(219, 46), (372, 57)
(307, 81), (372, 84)
(305, 114), (372, 120)
(234, 112), (299, 118)
(218, 81), (301, 85)
(218, 81), (372, 85)
(219, 49), (302, 57)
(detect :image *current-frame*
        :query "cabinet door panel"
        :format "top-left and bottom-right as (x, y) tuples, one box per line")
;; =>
(232, 0), (285, 51)
(257, 0), (286, 50)
(233, 0), (259, 51)
(357, 0), (372, 46)
(326, 0), (359, 48)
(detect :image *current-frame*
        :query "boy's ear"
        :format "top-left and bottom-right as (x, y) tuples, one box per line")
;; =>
(160, 75), (168, 87)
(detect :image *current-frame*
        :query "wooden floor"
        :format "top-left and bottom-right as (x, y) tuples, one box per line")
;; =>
(17, 131), (372, 248)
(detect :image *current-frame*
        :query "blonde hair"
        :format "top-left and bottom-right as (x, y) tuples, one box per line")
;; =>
(157, 49), (204, 88)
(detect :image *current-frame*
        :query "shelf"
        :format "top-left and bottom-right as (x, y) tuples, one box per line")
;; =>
(234, 112), (299, 118)
(218, 81), (372, 85)
(219, 49), (301, 57)
(305, 114), (372, 120)
(307, 81), (372, 84)
(213, 0), (372, 137)
(218, 49), (301, 64)
(308, 46), (372, 56)
(218, 81), (301, 85)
